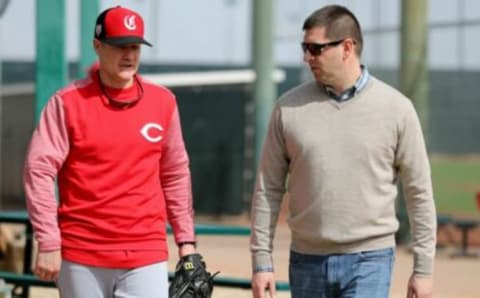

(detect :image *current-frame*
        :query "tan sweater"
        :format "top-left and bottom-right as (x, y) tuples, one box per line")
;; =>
(250, 77), (436, 276)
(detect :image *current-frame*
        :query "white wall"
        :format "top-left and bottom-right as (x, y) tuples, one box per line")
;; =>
(0, 0), (36, 61)
(0, 0), (479, 69)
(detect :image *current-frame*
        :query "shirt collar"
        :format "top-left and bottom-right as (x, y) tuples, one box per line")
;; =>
(325, 65), (370, 102)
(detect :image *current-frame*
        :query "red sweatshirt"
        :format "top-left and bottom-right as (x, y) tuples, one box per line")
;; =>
(24, 70), (195, 268)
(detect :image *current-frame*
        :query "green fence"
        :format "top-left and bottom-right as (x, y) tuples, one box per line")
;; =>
(173, 84), (250, 214)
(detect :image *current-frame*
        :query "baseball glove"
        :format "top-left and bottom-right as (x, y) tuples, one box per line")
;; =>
(169, 253), (219, 298)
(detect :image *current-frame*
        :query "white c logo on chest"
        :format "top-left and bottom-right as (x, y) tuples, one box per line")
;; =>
(140, 123), (163, 143)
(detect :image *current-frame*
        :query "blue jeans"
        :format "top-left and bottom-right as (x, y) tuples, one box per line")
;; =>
(289, 248), (394, 298)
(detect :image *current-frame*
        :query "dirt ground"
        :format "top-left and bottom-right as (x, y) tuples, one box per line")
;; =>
(28, 217), (480, 298)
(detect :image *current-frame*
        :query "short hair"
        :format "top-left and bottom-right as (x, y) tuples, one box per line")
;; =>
(302, 5), (363, 57)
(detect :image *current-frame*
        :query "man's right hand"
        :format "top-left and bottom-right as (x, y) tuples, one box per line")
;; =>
(34, 250), (61, 281)
(252, 271), (276, 298)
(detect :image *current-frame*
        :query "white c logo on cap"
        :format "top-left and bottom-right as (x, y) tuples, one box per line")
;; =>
(124, 15), (137, 30)
(140, 123), (163, 143)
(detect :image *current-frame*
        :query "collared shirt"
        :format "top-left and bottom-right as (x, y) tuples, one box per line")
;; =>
(325, 65), (370, 102)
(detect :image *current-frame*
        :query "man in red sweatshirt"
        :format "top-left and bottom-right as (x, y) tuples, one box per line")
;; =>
(24, 6), (196, 297)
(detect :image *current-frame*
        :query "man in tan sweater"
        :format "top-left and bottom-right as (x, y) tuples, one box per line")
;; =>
(250, 5), (436, 298)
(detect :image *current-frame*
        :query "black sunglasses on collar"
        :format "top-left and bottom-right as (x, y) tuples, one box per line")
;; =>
(301, 39), (345, 56)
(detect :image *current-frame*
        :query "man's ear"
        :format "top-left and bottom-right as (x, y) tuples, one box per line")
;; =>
(93, 39), (101, 54)
(343, 39), (356, 60)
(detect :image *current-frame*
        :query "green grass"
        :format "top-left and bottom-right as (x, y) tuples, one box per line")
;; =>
(431, 157), (480, 216)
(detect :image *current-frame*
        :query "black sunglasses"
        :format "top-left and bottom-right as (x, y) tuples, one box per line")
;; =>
(301, 39), (345, 56)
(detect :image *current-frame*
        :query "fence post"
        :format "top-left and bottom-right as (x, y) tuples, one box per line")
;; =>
(35, 0), (67, 122)
(397, 0), (429, 244)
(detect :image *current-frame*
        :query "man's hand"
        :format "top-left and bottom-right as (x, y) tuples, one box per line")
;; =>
(407, 274), (433, 298)
(252, 271), (276, 298)
(178, 243), (196, 257)
(34, 250), (61, 281)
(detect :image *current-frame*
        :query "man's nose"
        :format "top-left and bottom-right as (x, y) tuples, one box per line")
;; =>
(303, 51), (314, 63)
(122, 46), (139, 57)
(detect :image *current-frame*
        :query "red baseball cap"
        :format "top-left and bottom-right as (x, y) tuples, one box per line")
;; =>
(94, 6), (152, 47)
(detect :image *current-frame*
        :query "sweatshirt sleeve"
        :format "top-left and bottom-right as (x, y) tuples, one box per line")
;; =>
(161, 106), (195, 245)
(24, 95), (69, 252)
(250, 106), (289, 272)
(395, 100), (437, 277)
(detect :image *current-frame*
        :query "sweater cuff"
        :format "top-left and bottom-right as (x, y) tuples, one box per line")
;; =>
(38, 241), (61, 252)
(252, 251), (274, 273)
(413, 253), (434, 277)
